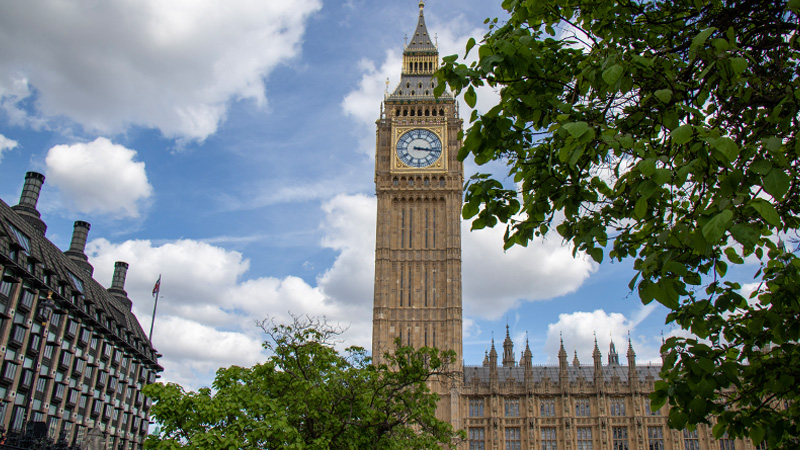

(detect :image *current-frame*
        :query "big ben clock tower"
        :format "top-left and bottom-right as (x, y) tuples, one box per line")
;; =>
(372, 1), (463, 377)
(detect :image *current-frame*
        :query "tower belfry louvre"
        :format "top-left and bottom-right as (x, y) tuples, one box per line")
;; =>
(372, 0), (463, 372)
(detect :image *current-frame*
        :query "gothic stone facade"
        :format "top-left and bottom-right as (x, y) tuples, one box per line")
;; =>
(0, 172), (162, 449)
(373, 4), (756, 450)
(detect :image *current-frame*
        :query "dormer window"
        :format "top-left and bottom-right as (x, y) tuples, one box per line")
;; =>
(7, 224), (31, 254)
(67, 271), (84, 293)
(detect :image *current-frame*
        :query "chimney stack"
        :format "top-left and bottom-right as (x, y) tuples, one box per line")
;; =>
(12, 172), (47, 234)
(108, 261), (133, 311)
(64, 221), (94, 276)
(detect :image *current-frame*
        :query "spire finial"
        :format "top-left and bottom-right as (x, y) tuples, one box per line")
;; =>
(419, 0), (425, 13)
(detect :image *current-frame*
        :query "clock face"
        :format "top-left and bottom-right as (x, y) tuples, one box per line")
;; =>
(396, 129), (443, 168)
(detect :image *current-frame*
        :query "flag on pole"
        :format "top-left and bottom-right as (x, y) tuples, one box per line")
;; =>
(150, 275), (161, 342)
(152, 276), (161, 297)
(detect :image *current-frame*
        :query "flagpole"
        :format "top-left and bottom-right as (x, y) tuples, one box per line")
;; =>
(149, 275), (161, 342)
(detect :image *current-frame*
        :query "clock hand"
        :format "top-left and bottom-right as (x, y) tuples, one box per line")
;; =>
(413, 146), (431, 151)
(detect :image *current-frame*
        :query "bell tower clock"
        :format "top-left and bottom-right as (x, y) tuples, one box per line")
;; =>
(372, 1), (463, 375)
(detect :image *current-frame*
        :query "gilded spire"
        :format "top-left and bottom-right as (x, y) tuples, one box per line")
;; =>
(407, 1), (436, 52)
(385, 2), (451, 102)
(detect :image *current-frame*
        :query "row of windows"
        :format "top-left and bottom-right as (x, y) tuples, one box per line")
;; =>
(469, 397), (651, 418)
(467, 426), (738, 450)
(2, 226), (157, 362)
(404, 61), (436, 73)
(393, 107), (446, 117)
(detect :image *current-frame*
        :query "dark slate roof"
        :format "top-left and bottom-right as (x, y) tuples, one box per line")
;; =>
(407, 3), (437, 53)
(387, 75), (447, 102)
(464, 364), (662, 384)
(0, 198), (161, 370)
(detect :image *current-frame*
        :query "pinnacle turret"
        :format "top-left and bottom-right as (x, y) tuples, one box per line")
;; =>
(502, 324), (516, 367)
(609, 337), (620, 366)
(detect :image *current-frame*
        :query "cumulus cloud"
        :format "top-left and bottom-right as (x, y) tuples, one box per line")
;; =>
(0, 133), (18, 161)
(87, 194), (377, 389)
(543, 307), (663, 365)
(342, 52), (403, 155)
(85, 189), (600, 388)
(45, 138), (152, 217)
(0, 0), (322, 140)
(462, 223), (597, 319)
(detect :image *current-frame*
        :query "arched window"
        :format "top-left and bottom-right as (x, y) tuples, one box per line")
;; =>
(410, 109), (415, 116)
(395, 108), (400, 117)
(439, 108), (445, 116)
(393, 177), (399, 186)
(425, 109), (430, 116)
(439, 177), (445, 187)
(432, 109), (437, 117)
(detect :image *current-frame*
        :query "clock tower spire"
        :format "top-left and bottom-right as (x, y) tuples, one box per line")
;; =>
(372, 1), (463, 383)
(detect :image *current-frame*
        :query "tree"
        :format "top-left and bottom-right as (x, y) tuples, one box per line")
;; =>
(437, 0), (799, 447)
(143, 317), (460, 450)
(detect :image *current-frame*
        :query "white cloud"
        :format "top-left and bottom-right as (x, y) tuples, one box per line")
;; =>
(86, 194), (377, 389)
(543, 308), (663, 365)
(0, 133), (18, 161)
(45, 138), (152, 217)
(0, 0), (322, 140)
(342, 52), (403, 155)
(462, 223), (597, 319)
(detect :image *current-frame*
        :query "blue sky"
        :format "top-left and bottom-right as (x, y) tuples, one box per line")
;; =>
(0, 0), (681, 389)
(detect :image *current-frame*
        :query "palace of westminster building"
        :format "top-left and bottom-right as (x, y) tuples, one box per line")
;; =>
(371, 4), (762, 450)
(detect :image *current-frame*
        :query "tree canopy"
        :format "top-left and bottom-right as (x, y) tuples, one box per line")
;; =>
(438, 0), (799, 447)
(143, 317), (460, 450)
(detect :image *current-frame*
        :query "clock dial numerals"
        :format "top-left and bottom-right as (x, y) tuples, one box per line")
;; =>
(396, 129), (442, 168)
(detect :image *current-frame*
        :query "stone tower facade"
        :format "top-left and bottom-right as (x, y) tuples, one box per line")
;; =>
(371, 1), (463, 371)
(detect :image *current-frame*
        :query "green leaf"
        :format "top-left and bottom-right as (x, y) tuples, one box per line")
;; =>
(671, 125), (694, 145)
(634, 198), (648, 219)
(751, 425), (766, 446)
(654, 89), (673, 103)
(713, 137), (739, 162)
(602, 64), (623, 85)
(730, 57), (748, 74)
(702, 210), (733, 242)
(464, 86), (477, 108)
(725, 247), (744, 264)
(762, 168), (790, 200)
(462, 201), (479, 219)
(750, 198), (781, 226)
(465, 37), (477, 57)
(690, 27), (717, 53)
(563, 121), (590, 139)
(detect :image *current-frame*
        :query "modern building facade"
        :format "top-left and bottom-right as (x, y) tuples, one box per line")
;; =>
(0, 172), (162, 449)
(372, 4), (756, 449)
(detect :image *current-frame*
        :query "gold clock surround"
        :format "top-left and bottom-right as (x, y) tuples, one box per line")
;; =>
(391, 125), (447, 172)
